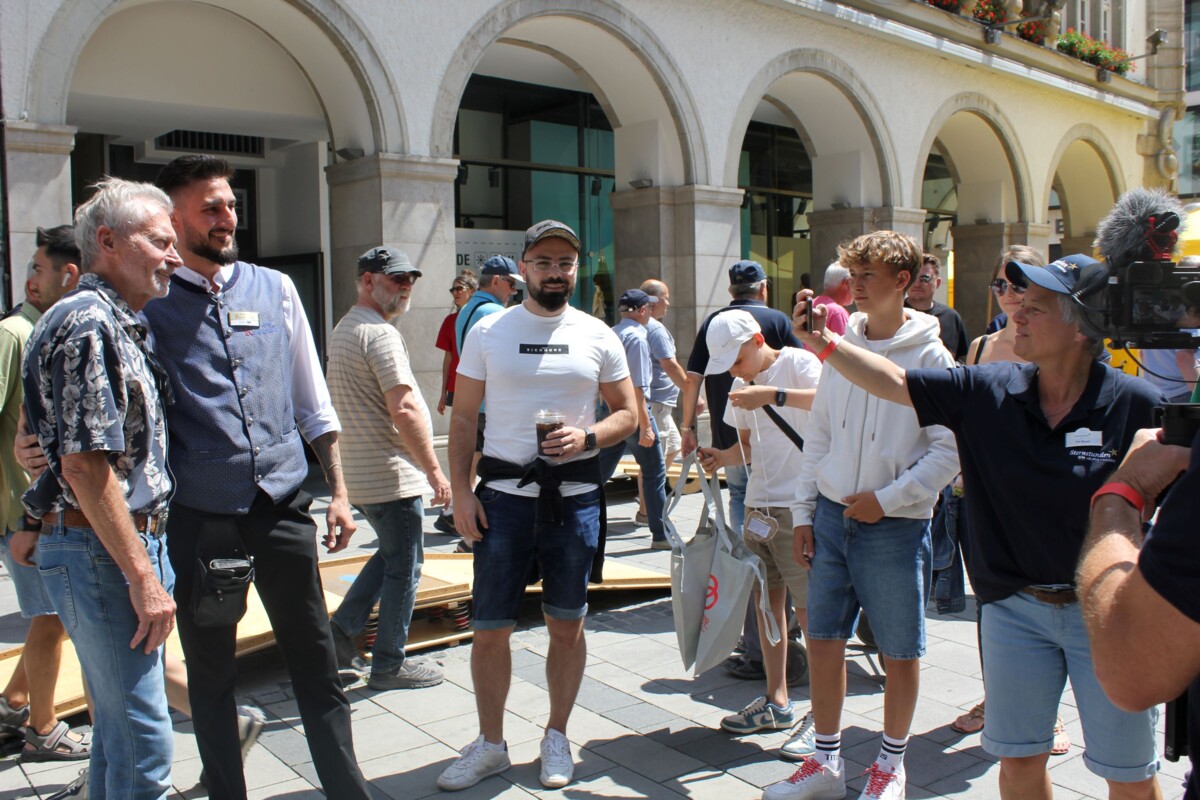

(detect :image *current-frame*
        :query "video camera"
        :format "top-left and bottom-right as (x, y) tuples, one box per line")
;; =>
(1078, 188), (1200, 446)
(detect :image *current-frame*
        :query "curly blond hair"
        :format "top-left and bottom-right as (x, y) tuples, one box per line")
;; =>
(837, 231), (922, 290)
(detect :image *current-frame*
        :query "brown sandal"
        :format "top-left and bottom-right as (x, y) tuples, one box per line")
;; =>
(951, 701), (985, 734)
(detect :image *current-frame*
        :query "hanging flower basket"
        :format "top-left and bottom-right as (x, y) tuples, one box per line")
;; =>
(926, 0), (965, 11)
(1016, 11), (1048, 45)
(1056, 29), (1134, 76)
(972, 0), (1008, 26)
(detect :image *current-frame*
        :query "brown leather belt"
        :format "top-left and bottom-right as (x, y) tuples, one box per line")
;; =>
(1021, 586), (1078, 606)
(42, 509), (166, 537)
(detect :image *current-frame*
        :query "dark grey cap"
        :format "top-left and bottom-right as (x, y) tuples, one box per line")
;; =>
(357, 246), (422, 277)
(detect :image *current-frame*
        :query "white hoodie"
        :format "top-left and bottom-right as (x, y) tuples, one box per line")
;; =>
(792, 309), (960, 525)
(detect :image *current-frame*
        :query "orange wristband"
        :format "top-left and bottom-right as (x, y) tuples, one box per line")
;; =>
(816, 336), (840, 363)
(1090, 482), (1145, 515)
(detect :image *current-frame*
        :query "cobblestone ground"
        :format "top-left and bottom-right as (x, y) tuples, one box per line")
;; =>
(0, 474), (1187, 799)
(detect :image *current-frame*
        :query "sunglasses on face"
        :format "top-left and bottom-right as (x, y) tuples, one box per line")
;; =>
(990, 278), (1025, 296)
(450, 285), (469, 294)
(916, 274), (935, 284)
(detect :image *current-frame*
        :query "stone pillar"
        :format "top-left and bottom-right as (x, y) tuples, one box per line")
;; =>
(612, 184), (743, 362)
(3, 122), (76, 307)
(950, 222), (1051, 336)
(1059, 235), (1095, 257)
(807, 206), (928, 282)
(326, 153), (458, 436)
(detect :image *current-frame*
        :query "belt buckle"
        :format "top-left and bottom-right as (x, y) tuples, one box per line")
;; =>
(150, 512), (168, 538)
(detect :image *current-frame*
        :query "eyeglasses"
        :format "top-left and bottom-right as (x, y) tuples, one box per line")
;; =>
(449, 285), (469, 294)
(386, 273), (417, 286)
(916, 274), (935, 284)
(528, 259), (578, 275)
(990, 278), (1024, 296)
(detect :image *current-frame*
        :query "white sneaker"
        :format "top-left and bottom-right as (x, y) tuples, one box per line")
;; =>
(436, 735), (511, 791)
(763, 756), (846, 799)
(779, 711), (816, 761)
(539, 728), (574, 788)
(858, 762), (904, 800)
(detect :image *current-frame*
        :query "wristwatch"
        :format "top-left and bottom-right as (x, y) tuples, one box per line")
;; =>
(775, 389), (787, 407)
(583, 428), (597, 451)
(679, 424), (695, 432)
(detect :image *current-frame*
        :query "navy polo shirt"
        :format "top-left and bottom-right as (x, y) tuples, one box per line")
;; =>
(906, 360), (1162, 604)
(686, 300), (801, 448)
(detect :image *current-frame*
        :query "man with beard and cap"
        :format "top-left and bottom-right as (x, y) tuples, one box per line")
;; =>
(146, 155), (371, 800)
(440, 220), (638, 792)
(325, 247), (450, 691)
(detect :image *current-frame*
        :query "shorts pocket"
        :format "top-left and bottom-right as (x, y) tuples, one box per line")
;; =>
(35, 566), (76, 636)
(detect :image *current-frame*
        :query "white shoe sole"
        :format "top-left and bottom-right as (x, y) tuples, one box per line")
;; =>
(540, 768), (573, 789)
(437, 760), (510, 791)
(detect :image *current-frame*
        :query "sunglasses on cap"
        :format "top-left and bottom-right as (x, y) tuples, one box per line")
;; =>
(990, 278), (1025, 296)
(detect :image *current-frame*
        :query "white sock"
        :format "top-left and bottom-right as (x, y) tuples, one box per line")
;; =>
(877, 733), (908, 773)
(814, 731), (841, 772)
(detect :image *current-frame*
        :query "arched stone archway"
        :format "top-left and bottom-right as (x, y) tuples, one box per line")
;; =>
(1046, 125), (1124, 257)
(27, 0), (402, 154)
(920, 97), (1035, 336)
(429, 0), (705, 188)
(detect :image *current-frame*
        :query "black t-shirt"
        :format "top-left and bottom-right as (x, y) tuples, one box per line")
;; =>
(1139, 432), (1200, 800)
(906, 360), (1162, 603)
(686, 300), (801, 448)
(906, 300), (969, 362)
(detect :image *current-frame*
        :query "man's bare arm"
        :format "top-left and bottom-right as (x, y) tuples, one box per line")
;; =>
(1078, 429), (1199, 710)
(448, 376), (487, 541)
(386, 384), (450, 507)
(309, 431), (357, 551)
(660, 357), (688, 391)
(60, 451), (175, 653)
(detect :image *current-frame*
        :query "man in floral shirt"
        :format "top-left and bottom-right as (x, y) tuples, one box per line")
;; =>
(21, 177), (182, 800)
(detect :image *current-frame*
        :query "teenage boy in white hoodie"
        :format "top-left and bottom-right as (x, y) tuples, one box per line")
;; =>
(696, 310), (822, 760)
(765, 231), (959, 800)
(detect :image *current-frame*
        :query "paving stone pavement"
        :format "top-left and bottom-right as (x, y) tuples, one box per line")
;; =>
(0, 474), (1188, 799)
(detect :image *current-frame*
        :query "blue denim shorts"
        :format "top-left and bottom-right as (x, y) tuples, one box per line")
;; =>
(981, 591), (1159, 781)
(471, 487), (600, 630)
(806, 495), (932, 660)
(3, 530), (55, 618)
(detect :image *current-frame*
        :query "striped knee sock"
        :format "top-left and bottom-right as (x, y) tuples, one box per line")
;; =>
(877, 733), (908, 773)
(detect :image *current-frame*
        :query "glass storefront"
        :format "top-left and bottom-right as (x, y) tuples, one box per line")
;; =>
(454, 76), (616, 319)
(738, 122), (812, 314)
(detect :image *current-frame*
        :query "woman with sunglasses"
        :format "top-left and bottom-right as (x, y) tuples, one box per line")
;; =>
(436, 269), (478, 415)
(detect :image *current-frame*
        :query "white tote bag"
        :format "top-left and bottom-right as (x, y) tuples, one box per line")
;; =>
(663, 454), (719, 671)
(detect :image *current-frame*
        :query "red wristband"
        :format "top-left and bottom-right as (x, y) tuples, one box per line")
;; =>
(816, 336), (840, 363)
(1091, 482), (1145, 514)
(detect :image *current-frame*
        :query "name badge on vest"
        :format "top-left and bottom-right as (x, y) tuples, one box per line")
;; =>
(228, 311), (261, 329)
(1065, 427), (1103, 448)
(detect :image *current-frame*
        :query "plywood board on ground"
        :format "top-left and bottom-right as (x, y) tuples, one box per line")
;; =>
(0, 553), (669, 719)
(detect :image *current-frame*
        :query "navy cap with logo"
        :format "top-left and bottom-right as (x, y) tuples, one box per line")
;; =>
(729, 260), (767, 286)
(523, 220), (581, 256)
(358, 246), (422, 277)
(479, 255), (525, 285)
(617, 288), (658, 311)
(1006, 253), (1105, 298)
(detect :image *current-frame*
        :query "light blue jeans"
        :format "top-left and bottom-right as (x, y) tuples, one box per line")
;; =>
(725, 463), (749, 538)
(331, 497), (424, 675)
(37, 524), (174, 800)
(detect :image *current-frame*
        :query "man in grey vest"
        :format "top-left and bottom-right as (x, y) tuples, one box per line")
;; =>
(146, 155), (371, 800)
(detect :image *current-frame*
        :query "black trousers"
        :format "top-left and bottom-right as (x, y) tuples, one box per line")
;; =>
(167, 489), (371, 800)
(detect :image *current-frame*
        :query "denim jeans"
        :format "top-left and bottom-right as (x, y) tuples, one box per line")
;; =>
(725, 463), (750, 536)
(331, 496), (424, 674)
(37, 524), (174, 800)
(598, 412), (667, 542)
(472, 487), (601, 628)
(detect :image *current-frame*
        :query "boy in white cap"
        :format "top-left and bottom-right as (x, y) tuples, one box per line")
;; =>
(697, 309), (822, 759)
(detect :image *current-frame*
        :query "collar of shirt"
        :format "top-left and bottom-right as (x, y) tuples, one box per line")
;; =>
(78, 273), (144, 334)
(729, 299), (766, 308)
(472, 290), (503, 306)
(1005, 360), (1117, 426)
(175, 263), (236, 293)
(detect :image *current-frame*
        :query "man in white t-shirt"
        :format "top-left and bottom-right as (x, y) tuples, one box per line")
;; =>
(441, 220), (638, 793)
(696, 310), (822, 760)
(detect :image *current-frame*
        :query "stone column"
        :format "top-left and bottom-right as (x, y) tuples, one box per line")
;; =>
(3, 122), (76, 307)
(326, 153), (458, 437)
(1059, 235), (1095, 257)
(611, 184), (743, 361)
(950, 222), (1051, 336)
(807, 206), (928, 281)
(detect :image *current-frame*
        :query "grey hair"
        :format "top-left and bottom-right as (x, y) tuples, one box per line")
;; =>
(74, 177), (173, 271)
(479, 273), (510, 292)
(730, 280), (765, 299)
(823, 263), (849, 291)
(1056, 294), (1106, 359)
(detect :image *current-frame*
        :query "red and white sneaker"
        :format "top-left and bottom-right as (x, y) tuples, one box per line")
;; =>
(763, 756), (846, 799)
(858, 762), (905, 800)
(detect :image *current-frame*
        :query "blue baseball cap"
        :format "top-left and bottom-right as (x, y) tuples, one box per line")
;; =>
(729, 260), (767, 286)
(1006, 253), (1105, 297)
(618, 288), (658, 311)
(480, 255), (524, 285)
